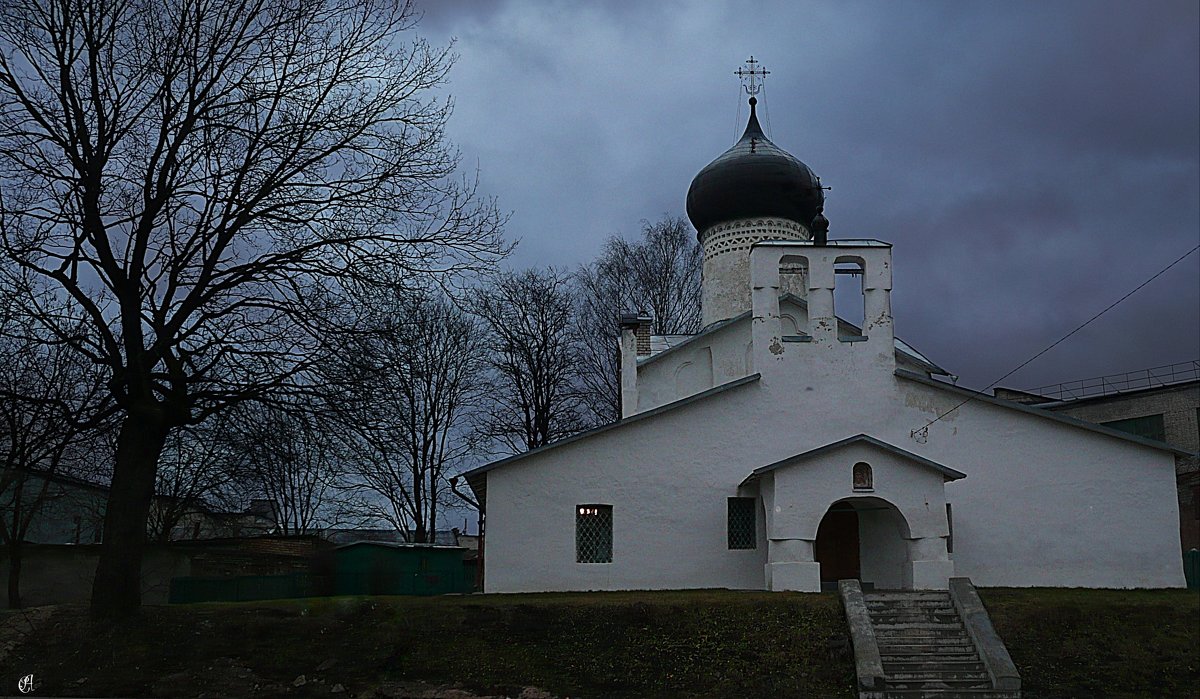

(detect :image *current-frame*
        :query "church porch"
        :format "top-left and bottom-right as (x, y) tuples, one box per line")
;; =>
(741, 434), (963, 593)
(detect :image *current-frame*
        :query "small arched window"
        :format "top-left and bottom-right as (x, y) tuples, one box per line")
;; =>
(853, 462), (873, 491)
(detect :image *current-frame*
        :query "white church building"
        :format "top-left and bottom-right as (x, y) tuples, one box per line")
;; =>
(463, 93), (1187, 594)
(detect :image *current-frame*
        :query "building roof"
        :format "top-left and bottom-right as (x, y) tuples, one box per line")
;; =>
(334, 541), (466, 552)
(461, 373), (763, 502)
(1035, 378), (1198, 410)
(752, 239), (893, 248)
(896, 369), (1195, 457)
(323, 528), (459, 546)
(740, 434), (967, 487)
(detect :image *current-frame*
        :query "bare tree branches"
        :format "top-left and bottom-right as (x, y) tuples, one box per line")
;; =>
(472, 268), (585, 453)
(573, 215), (701, 423)
(146, 417), (246, 542)
(224, 399), (346, 536)
(0, 276), (111, 607)
(333, 288), (487, 542)
(0, 0), (509, 616)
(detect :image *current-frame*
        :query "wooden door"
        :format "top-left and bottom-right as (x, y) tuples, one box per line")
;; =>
(815, 504), (861, 582)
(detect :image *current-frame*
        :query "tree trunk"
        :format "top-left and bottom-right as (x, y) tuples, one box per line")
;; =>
(90, 412), (169, 619)
(7, 541), (21, 609)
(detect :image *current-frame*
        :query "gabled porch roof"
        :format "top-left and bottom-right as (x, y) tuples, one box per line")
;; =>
(740, 434), (967, 487)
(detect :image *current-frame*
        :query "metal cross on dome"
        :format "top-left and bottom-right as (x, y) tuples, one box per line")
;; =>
(735, 56), (770, 96)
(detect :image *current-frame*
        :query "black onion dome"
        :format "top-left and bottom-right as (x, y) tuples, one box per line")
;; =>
(686, 97), (824, 235)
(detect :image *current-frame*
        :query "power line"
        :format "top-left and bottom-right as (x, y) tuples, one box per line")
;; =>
(760, 82), (772, 136)
(734, 80), (743, 141)
(910, 243), (1200, 442)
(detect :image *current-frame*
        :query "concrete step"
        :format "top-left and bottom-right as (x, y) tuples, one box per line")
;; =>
(873, 623), (966, 634)
(878, 636), (975, 647)
(882, 647), (979, 659)
(884, 660), (987, 674)
(869, 602), (958, 613)
(888, 673), (992, 684)
(884, 691), (1020, 699)
(870, 611), (963, 624)
(877, 634), (974, 645)
(883, 658), (984, 667)
(864, 595), (945, 605)
(886, 678), (994, 691)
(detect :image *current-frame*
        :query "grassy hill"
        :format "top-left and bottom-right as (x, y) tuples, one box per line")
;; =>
(3, 588), (1196, 698)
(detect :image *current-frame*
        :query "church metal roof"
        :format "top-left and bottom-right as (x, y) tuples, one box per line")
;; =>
(461, 373), (763, 503)
(686, 97), (825, 234)
(896, 369), (1195, 457)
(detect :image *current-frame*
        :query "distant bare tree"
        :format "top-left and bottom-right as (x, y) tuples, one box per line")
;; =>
(574, 215), (702, 422)
(336, 289), (487, 542)
(0, 284), (109, 608)
(225, 399), (346, 537)
(0, 0), (507, 616)
(146, 418), (245, 542)
(471, 268), (585, 453)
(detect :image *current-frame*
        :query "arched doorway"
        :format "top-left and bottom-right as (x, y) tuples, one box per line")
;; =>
(815, 497), (912, 590)
(815, 502), (860, 585)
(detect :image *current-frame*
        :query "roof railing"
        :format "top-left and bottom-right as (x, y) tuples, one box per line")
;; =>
(1027, 360), (1199, 401)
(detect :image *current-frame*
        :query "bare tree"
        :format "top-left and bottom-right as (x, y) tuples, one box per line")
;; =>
(224, 398), (347, 536)
(471, 268), (585, 453)
(0, 287), (109, 607)
(335, 289), (486, 542)
(0, 0), (507, 616)
(146, 418), (245, 542)
(574, 215), (702, 422)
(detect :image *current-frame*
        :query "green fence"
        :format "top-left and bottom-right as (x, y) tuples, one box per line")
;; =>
(169, 573), (313, 604)
(1185, 549), (1199, 590)
(332, 569), (472, 596)
(169, 543), (476, 603)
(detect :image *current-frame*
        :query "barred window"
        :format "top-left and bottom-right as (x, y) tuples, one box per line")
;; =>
(727, 497), (757, 549)
(576, 505), (613, 563)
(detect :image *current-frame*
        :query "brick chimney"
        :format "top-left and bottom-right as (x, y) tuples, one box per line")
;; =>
(626, 314), (652, 356)
(618, 313), (652, 418)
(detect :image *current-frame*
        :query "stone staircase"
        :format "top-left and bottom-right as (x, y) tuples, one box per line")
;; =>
(864, 588), (1023, 699)
(866, 590), (1005, 698)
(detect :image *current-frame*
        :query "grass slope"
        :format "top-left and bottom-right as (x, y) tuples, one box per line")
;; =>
(981, 588), (1199, 699)
(4, 588), (1197, 698)
(3, 590), (855, 698)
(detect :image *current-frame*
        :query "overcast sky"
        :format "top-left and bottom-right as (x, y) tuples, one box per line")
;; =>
(415, 0), (1199, 393)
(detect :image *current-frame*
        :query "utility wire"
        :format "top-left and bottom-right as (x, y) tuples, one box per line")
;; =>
(911, 243), (1200, 441)
(761, 82), (772, 136)
(735, 80), (743, 140)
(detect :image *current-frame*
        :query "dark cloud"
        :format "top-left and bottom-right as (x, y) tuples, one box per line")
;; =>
(413, 0), (1199, 391)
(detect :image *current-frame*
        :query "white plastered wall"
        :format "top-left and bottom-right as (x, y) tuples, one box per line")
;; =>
(760, 441), (953, 592)
(483, 380), (770, 593)
(480, 241), (1185, 592)
(859, 504), (909, 589)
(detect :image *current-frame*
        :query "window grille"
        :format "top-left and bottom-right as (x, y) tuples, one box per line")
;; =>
(576, 505), (613, 563)
(727, 497), (757, 549)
